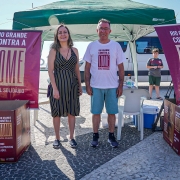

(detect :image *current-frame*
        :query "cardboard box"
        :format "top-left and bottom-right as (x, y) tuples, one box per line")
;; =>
(0, 100), (30, 163)
(163, 99), (180, 155)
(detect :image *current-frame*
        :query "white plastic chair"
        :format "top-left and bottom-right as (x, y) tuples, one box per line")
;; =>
(117, 89), (150, 141)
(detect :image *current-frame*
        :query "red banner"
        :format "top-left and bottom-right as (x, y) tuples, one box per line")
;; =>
(0, 30), (42, 108)
(155, 25), (180, 105)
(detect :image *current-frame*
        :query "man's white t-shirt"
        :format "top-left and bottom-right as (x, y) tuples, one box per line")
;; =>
(83, 40), (126, 89)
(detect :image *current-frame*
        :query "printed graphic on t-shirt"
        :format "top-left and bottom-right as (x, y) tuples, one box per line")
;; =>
(98, 49), (110, 70)
(150, 58), (162, 66)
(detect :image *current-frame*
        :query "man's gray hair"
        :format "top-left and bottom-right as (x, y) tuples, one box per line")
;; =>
(97, 18), (111, 29)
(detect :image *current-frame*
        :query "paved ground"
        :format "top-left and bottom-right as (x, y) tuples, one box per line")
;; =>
(0, 71), (179, 180)
(81, 132), (180, 180)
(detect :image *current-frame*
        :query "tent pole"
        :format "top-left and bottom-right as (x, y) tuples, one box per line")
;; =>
(41, 40), (44, 56)
(129, 41), (138, 88)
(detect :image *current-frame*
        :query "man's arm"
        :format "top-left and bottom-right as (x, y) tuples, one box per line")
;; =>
(158, 60), (163, 69)
(147, 65), (158, 69)
(117, 63), (124, 97)
(85, 62), (92, 95)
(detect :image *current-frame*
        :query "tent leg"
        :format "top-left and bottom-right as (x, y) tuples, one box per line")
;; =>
(129, 41), (138, 88)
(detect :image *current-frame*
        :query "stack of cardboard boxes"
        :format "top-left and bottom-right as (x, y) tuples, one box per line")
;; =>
(0, 100), (30, 163)
(163, 99), (180, 155)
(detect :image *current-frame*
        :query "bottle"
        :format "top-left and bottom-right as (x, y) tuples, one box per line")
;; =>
(126, 74), (134, 88)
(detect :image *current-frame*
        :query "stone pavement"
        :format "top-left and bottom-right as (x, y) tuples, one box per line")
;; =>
(0, 71), (179, 180)
(81, 132), (180, 180)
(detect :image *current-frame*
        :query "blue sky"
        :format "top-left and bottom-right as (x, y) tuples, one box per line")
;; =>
(1, 0), (180, 60)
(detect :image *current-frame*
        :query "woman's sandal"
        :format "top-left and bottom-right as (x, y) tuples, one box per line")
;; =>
(156, 97), (163, 100)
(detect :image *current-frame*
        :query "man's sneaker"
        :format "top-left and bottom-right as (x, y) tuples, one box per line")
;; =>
(69, 139), (77, 148)
(53, 139), (61, 149)
(108, 135), (118, 148)
(91, 134), (99, 147)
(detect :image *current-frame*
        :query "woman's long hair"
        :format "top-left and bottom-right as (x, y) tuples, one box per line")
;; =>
(51, 24), (73, 51)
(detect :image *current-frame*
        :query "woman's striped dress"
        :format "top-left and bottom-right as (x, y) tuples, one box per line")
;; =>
(49, 49), (80, 117)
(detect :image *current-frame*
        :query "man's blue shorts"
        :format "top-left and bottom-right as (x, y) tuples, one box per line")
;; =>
(91, 88), (118, 114)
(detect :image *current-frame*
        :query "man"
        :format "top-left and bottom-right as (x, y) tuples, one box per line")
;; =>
(146, 48), (163, 100)
(83, 19), (125, 148)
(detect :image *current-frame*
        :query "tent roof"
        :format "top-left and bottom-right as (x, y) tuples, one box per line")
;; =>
(12, 0), (177, 86)
(12, 0), (176, 41)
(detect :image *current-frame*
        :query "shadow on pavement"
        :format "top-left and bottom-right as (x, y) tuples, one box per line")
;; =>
(0, 145), (69, 180)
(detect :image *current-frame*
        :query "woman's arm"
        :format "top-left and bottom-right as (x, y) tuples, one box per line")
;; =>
(48, 49), (60, 99)
(73, 47), (82, 95)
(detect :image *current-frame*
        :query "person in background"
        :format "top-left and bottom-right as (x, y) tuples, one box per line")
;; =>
(84, 18), (125, 148)
(48, 24), (82, 149)
(146, 48), (163, 100)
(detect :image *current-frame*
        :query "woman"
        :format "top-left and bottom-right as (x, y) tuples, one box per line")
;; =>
(48, 24), (82, 148)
